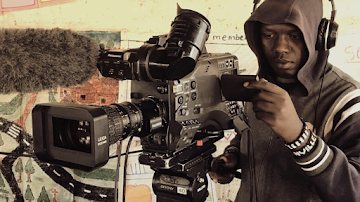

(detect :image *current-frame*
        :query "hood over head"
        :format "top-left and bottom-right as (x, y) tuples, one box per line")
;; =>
(245, 0), (330, 96)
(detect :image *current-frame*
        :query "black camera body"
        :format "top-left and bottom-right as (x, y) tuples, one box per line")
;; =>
(32, 5), (244, 201)
(32, 52), (240, 202)
(136, 53), (240, 168)
(32, 52), (240, 171)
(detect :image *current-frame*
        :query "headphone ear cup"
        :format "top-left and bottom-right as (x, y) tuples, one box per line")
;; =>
(326, 21), (338, 50)
(316, 18), (329, 51)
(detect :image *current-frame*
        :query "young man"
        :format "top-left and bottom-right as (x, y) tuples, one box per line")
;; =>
(210, 0), (360, 201)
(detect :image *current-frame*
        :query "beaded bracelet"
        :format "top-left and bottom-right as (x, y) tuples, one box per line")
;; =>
(292, 133), (318, 157)
(284, 121), (310, 151)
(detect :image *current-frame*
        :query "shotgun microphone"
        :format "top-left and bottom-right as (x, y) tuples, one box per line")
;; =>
(0, 28), (99, 94)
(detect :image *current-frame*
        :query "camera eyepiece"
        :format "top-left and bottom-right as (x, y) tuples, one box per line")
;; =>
(97, 5), (211, 82)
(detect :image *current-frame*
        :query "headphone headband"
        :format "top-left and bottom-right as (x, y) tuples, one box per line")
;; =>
(329, 0), (336, 22)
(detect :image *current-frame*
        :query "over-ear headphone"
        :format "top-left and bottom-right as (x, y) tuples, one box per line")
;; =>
(252, 0), (339, 51)
(316, 0), (338, 51)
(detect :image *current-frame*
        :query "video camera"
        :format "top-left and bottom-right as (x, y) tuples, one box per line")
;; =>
(32, 5), (243, 202)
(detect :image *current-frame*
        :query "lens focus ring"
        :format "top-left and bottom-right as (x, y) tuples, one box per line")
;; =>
(101, 105), (124, 144)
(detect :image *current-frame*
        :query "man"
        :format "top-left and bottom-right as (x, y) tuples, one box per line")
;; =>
(210, 0), (360, 201)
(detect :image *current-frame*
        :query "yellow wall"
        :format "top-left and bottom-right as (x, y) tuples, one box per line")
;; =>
(1, 0), (359, 33)
(1, 0), (359, 78)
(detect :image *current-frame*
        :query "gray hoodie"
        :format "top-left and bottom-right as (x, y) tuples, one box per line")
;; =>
(228, 0), (360, 201)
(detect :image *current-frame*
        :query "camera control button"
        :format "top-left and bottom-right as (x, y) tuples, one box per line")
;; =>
(184, 82), (190, 91)
(191, 92), (197, 100)
(178, 96), (184, 104)
(191, 81), (196, 89)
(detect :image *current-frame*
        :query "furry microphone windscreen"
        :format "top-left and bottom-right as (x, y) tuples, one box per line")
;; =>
(0, 28), (99, 94)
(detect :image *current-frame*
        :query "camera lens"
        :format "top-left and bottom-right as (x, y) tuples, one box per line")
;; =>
(100, 96), (167, 144)
(49, 96), (167, 154)
(53, 118), (92, 153)
(102, 102), (143, 144)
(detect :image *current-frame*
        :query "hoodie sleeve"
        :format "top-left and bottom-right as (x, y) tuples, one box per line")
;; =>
(292, 89), (360, 202)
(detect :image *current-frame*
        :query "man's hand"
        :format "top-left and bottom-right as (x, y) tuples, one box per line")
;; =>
(244, 79), (303, 142)
(208, 153), (238, 184)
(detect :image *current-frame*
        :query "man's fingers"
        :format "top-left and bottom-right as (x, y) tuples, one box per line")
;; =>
(244, 79), (284, 95)
(252, 90), (279, 103)
(252, 100), (278, 114)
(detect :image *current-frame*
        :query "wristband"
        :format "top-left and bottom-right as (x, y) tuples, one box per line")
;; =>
(292, 131), (318, 157)
(284, 121), (310, 151)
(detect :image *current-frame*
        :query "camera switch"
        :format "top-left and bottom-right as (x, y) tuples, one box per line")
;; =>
(193, 107), (201, 114)
(179, 108), (188, 116)
(185, 94), (190, 102)
(173, 85), (183, 93)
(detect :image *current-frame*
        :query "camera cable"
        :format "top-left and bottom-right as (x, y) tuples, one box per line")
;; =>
(121, 135), (135, 202)
(112, 135), (141, 202)
(114, 140), (123, 202)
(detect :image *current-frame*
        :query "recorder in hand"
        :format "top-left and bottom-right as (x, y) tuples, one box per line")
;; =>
(221, 74), (260, 102)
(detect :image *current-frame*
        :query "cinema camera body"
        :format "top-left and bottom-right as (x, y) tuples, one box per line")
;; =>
(32, 5), (242, 202)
